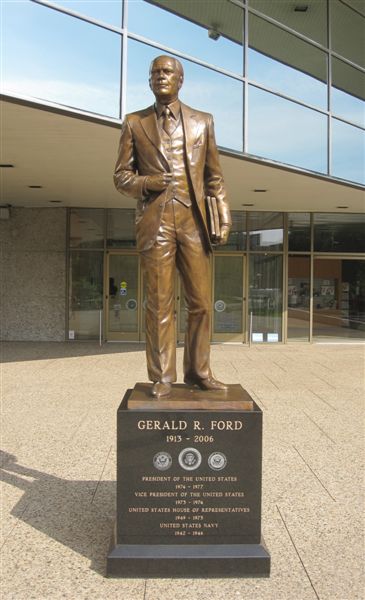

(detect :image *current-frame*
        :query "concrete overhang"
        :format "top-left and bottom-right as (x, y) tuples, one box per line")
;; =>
(1, 95), (364, 213)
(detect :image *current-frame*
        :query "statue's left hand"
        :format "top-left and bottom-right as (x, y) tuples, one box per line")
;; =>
(218, 224), (231, 245)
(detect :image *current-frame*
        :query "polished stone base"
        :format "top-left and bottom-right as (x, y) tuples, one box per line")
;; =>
(107, 534), (270, 578)
(107, 383), (270, 578)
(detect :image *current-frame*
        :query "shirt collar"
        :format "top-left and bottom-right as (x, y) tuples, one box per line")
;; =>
(155, 99), (181, 120)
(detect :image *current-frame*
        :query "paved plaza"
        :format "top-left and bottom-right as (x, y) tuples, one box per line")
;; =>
(1, 341), (364, 600)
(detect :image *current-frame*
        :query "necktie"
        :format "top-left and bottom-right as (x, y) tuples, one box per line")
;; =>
(162, 107), (176, 137)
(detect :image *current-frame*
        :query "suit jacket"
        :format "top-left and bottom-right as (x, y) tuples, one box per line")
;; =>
(113, 102), (231, 252)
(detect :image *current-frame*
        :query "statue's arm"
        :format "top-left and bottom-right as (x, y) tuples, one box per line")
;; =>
(204, 115), (232, 228)
(113, 117), (146, 200)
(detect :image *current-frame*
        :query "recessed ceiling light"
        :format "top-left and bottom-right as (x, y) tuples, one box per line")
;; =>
(336, 205), (349, 209)
(253, 189), (267, 193)
(0, 164), (14, 168)
(49, 200), (62, 203)
(242, 203), (254, 207)
(28, 185), (43, 188)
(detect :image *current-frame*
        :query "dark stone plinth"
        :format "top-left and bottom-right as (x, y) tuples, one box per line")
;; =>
(106, 383), (270, 578)
(107, 538), (270, 578)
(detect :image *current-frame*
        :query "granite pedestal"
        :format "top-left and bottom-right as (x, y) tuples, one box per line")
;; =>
(107, 383), (270, 578)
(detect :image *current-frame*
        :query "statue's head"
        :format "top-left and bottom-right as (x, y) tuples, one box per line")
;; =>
(149, 55), (184, 104)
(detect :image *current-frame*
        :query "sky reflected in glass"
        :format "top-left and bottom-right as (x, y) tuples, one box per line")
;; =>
(2, 1), (121, 117)
(248, 13), (327, 110)
(248, 86), (327, 173)
(127, 40), (243, 151)
(44, 0), (122, 27)
(332, 58), (365, 128)
(127, 0), (244, 75)
(332, 119), (365, 185)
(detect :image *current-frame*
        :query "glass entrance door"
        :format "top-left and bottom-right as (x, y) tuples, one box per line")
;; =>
(106, 252), (141, 341)
(177, 254), (246, 343)
(107, 252), (247, 343)
(212, 254), (246, 342)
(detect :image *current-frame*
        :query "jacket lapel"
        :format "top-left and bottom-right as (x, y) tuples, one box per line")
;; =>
(181, 103), (201, 163)
(140, 107), (169, 166)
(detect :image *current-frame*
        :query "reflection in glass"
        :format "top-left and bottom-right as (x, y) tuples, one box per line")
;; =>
(313, 259), (365, 340)
(332, 119), (365, 185)
(2, 2), (121, 117)
(213, 256), (243, 334)
(248, 14), (327, 109)
(332, 58), (365, 128)
(331, 0), (365, 68)
(288, 256), (310, 340)
(107, 209), (136, 248)
(69, 209), (104, 248)
(44, 0), (123, 26)
(248, 86), (327, 173)
(249, 0), (327, 45)
(249, 212), (283, 251)
(216, 211), (246, 252)
(314, 213), (365, 253)
(108, 255), (139, 334)
(68, 251), (103, 339)
(127, 40), (244, 151)
(249, 254), (283, 342)
(288, 213), (311, 252)
(127, 0), (244, 74)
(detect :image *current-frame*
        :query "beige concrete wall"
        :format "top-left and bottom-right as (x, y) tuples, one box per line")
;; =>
(0, 208), (67, 341)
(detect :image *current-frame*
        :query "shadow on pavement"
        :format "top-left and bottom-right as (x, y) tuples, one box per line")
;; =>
(0, 451), (115, 577)
(1, 341), (146, 364)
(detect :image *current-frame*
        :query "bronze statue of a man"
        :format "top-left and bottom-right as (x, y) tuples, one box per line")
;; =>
(114, 55), (232, 397)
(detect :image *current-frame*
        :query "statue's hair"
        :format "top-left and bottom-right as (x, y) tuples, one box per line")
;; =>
(149, 55), (184, 78)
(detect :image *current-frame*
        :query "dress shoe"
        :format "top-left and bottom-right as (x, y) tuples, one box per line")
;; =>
(184, 376), (228, 391)
(151, 381), (172, 397)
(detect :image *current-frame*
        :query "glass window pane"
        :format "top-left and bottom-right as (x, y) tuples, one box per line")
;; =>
(107, 209), (136, 248)
(249, 254), (283, 342)
(332, 58), (365, 128)
(314, 213), (365, 253)
(249, 0), (327, 46)
(68, 251), (103, 340)
(213, 256), (243, 334)
(127, 40), (244, 151)
(248, 14), (327, 109)
(2, 1), (121, 118)
(313, 258), (365, 340)
(288, 213), (311, 251)
(288, 255), (310, 340)
(128, 0), (244, 75)
(249, 212), (283, 251)
(69, 209), (104, 248)
(214, 211), (246, 252)
(248, 86), (327, 172)
(331, 0), (365, 68)
(44, 0), (122, 27)
(332, 119), (365, 185)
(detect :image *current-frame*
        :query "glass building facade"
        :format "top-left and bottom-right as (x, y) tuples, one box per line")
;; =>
(3, 0), (364, 184)
(2, 0), (364, 343)
(68, 208), (365, 343)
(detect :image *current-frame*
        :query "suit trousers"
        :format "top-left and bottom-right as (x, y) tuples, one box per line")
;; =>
(141, 199), (211, 383)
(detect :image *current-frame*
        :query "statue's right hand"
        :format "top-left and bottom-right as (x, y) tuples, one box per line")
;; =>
(145, 173), (172, 192)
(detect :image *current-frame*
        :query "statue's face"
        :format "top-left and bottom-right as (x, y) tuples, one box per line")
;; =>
(149, 56), (183, 103)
